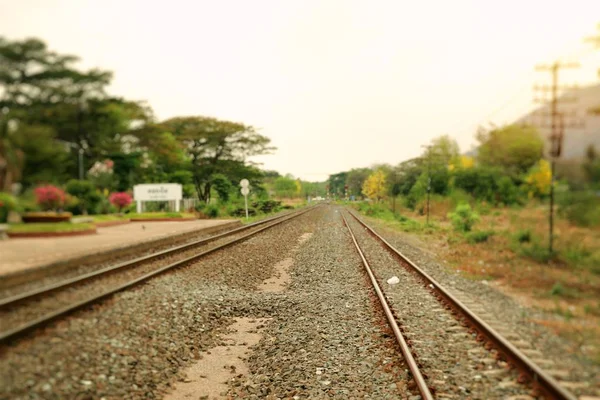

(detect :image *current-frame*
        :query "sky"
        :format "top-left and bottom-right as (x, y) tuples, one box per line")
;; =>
(1, 0), (599, 181)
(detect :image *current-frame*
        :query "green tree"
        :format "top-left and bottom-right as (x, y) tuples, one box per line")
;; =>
(160, 116), (274, 203)
(328, 171), (348, 197)
(395, 158), (423, 196)
(211, 173), (233, 202)
(346, 168), (371, 197)
(476, 124), (544, 177)
(18, 123), (70, 188)
(273, 175), (298, 198)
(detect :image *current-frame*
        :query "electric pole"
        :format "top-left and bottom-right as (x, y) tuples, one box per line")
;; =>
(533, 61), (581, 255)
(420, 144), (434, 226)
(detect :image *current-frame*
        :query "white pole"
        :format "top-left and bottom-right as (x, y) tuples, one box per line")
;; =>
(244, 195), (248, 220)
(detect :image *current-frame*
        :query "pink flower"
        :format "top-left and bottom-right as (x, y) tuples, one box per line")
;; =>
(34, 185), (66, 211)
(109, 192), (132, 212)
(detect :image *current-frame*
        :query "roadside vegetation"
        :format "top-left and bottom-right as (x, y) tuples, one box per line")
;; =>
(0, 37), (327, 233)
(331, 127), (600, 364)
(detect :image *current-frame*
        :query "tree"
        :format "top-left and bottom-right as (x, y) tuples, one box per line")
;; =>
(1, 37), (153, 183)
(160, 116), (274, 203)
(525, 159), (552, 198)
(476, 124), (544, 177)
(273, 176), (298, 198)
(328, 172), (348, 197)
(346, 168), (371, 197)
(362, 170), (387, 202)
(211, 173), (233, 202)
(424, 135), (460, 167)
(395, 158), (423, 196)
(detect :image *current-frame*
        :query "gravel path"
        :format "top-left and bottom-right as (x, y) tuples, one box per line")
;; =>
(359, 211), (600, 398)
(345, 212), (534, 399)
(0, 213), (302, 334)
(1, 206), (412, 399)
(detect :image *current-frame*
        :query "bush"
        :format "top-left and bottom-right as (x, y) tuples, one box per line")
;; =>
(0, 192), (18, 223)
(497, 176), (522, 205)
(518, 241), (552, 263)
(515, 229), (531, 243)
(109, 192), (133, 212)
(229, 207), (257, 217)
(205, 204), (220, 218)
(34, 185), (66, 211)
(558, 191), (600, 227)
(448, 203), (479, 232)
(252, 200), (282, 214)
(466, 230), (494, 243)
(65, 180), (102, 215)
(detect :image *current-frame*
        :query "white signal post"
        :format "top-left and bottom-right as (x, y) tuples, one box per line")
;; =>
(240, 179), (250, 220)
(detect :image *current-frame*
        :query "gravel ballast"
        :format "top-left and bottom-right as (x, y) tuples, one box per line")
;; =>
(1, 206), (411, 399)
(3, 205), (588, 399)
(358, 211), (600, 398)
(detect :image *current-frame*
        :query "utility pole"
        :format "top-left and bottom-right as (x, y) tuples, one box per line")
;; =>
(534, 61), (581, 255)
(421, 144), (433, 225)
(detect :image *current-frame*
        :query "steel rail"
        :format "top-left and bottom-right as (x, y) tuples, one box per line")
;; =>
(341, 213), (435, 400)
(347, 209), (577, 400)
(0, 206), (316, 344)
(0, 207), (311, 309)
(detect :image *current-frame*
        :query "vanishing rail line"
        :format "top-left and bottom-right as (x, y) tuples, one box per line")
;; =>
(341, 212), (435, 400)
(344, 209), (577, 400)
(0, 206), (316, 344)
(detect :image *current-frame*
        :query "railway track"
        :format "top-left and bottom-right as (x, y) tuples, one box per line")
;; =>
(342, 209), (580, 400)
(0, 206), (316, 344)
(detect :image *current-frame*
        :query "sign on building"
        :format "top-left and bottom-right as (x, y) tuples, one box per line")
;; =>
(133, 183), (183, 212)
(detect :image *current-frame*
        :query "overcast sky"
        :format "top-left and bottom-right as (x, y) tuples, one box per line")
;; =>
(1, 0), (599, 181)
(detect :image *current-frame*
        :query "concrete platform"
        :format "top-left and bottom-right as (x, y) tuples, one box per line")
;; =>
(0, 219), (239, 281)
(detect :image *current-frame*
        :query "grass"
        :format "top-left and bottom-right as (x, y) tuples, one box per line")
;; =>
(355, 197), (600, 365)
(8, 222), (95, 233)
(91, 214), (129, 222)
(128, 212), (196, 220)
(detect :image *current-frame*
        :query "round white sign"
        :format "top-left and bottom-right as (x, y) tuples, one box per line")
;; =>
(240, 179), (249, 188)
(241, 187), (250, 196)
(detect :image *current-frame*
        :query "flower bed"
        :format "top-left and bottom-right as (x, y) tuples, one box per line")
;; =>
(7, 222), (96, 238)
(21, 212), (73, 223)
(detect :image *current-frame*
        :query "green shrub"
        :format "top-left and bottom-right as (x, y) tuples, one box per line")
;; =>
(229, 207), (257, 217)
(497, 176), (522, 205)
(515, 229), (531, 243)
(466, 230), (494, 243)
(549, 282), (580, 299)
(447, 189), (472, 207)
(65, 180), (102, 215)
(558, 191), (600, 227)
(448, 203), (479, 232)
(0, 192), (18, 223)
(518, 241), (552, 263)
(252, 200), (281, 214)
(205, 204), (220, 218)
(550, 282), (564, 296)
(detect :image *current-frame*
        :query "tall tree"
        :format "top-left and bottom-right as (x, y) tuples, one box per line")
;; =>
(476, 124), (544, 177)
(0, 37), (152, 185)
(328, 172), (348, 197)
(362, 170), (387, 202)
(346, 168), (371, 197)
(160, 116), (274, 202)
